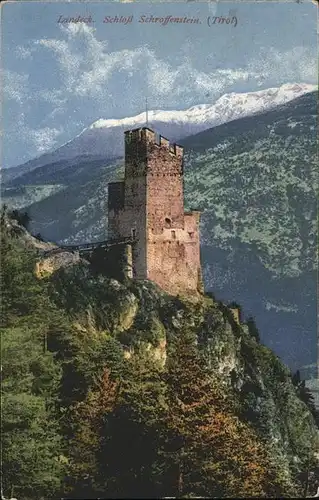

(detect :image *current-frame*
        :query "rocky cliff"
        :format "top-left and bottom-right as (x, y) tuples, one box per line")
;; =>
(47, 258), (319, 490)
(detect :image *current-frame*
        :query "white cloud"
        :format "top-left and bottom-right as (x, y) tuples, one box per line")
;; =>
(248, 46), (318, 86)
(27, 126), (63, 153)
(36, 37), (82, 92)
(15, 45), (34, 60)
(3, 70), (29, 103)
(3, 108), (64, 166)
(10, 112), (63, 154)
(32, 24), (257, 107)
(36, 89), (67, 106)
(33, 24), (317, 110)
(3, 70), (66, 108)
(3, 69), (65, 155)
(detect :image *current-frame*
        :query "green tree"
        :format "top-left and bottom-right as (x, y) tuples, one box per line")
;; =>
(1, 211), (66, 499)
(65, 368), (119, 499)
(292, 370), (318, 425)
(8, 209), (31, 230)
(1, 326), (64, 500)
(97, 349), (167, 498)
(161, 329), (290, 498)
(227, 300), (242, 322)
(90, 244), (128, 282)
(246, 315), (261, 342)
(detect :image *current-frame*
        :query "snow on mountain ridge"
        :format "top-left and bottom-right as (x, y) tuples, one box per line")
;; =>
(10, 83), (316, 172)
(87, 83), (316, 131)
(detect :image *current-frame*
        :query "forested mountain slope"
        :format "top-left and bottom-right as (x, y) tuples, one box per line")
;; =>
(1, 212), (318, 499)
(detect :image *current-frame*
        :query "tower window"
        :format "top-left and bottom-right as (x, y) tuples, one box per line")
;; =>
(171, 230), (176, 240)
(165, 217), (172, 228)
(131, 228), (136, 239)
(188, 232), (194, 239)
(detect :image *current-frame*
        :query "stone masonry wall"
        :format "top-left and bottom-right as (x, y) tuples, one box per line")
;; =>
(108, 127), (202, 296)
(108, 181), (125, 239)
(147, 211), (202, 296)
(146, 140), (184, 233)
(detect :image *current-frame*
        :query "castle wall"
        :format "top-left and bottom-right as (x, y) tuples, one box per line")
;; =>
(117, 207), (147, 279)
(108, 127), (202, 296)
(108, 182), (125, 239)
(146, 211), (202, 295)
(183, 212), (203, 294)
(146, 146), (184, 232)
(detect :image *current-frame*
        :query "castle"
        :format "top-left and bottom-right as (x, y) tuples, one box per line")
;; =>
(107, 127), (203, 296)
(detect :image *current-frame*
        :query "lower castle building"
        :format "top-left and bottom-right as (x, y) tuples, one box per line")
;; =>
(108, 127), (203, 296)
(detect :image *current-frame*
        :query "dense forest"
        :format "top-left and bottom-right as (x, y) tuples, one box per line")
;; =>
(1, 208), (318, 499)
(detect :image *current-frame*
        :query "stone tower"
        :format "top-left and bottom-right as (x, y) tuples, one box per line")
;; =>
(108, 127), (203, 296)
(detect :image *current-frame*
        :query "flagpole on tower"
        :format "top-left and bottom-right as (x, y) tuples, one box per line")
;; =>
(145, 97), (149, 128)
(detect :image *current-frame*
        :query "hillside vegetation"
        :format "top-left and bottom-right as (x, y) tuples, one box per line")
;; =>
(1, 92), (317, 371)
(183, 91), (317, 277)
(1, 210), (318, 499)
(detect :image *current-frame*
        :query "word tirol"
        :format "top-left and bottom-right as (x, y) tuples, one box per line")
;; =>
(207, 15), (238, 27)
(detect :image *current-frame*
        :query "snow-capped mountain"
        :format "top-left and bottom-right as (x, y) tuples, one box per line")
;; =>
(9, 83), (316, 175)
(88, 82), (315, 132)
(53, 82), (317, 158)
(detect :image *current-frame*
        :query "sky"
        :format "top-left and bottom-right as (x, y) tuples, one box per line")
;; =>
(2, 1), (317, 168)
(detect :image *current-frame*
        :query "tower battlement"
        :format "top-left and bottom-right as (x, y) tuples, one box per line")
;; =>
(108, 127), (202, 297)
(124, 127), (183, 157)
